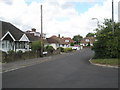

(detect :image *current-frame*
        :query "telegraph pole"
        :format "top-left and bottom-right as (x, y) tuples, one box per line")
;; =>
(112, 0), (114, 34)
(40, 5), (43, 57)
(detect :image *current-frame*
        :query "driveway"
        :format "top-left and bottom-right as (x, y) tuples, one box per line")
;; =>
(2, 48), (118, 88)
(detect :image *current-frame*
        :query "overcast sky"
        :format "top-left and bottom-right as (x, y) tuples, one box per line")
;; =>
(0, 0), (119, 38)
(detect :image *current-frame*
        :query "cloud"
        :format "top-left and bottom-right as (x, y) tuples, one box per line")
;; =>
(0, 0), (119, 38)
(0, 0), (13, 5)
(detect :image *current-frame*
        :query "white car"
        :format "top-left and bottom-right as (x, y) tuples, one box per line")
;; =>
(43, 51), (48, 55)
(72, 47), (79, 50)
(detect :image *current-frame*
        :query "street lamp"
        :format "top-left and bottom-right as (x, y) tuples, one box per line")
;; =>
(92, 18), (99, 27)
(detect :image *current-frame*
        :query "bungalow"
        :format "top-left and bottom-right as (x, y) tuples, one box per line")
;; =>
(46, 36), (64, 50)
(80, 37), (96, 47)
(0, 21), (31, 53)
(46, 35), (74, 50)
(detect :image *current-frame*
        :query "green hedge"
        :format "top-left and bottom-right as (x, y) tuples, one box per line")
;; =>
(63, 48), (72, 53)
(57, 47), (73, 53)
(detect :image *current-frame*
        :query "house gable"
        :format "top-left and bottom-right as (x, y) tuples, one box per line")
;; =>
(19, 34), (30, 42)
(1, 31), (15, 41)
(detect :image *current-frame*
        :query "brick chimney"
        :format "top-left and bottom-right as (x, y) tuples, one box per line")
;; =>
(31, 28), (36, 32)
(58, 34), (60, 38)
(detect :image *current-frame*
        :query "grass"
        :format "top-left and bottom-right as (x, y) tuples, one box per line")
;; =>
(91, 59), (120, 67)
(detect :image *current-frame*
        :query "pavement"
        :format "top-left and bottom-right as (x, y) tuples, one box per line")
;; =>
(2, 48), (118, 88)
(1, 51), (76, 73)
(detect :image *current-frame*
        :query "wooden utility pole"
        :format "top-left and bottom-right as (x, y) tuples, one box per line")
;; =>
(40, 5), (43, 57)
(112, 0), (114, 34)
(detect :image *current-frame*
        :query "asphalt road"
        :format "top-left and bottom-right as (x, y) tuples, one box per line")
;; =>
(2, 48), (118, 88)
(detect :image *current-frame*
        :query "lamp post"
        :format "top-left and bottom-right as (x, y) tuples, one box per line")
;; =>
(92, 18), (99, 27)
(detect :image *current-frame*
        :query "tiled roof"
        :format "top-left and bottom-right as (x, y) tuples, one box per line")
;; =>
(26, 33), (40, 42)
(46, 36), (64, 44)
(1, 21), (24, 40)
(0, 21), (41, 42)
(46, 35), (74, 45)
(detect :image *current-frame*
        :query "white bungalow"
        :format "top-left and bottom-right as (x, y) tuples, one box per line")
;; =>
(0, 21), (31, 53)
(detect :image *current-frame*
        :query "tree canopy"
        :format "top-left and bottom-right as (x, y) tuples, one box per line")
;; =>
(86, 33), (95, 37)
(31, 40), (42, 51)
(73, 35), (83, 44)
(92, 19), (120, 59)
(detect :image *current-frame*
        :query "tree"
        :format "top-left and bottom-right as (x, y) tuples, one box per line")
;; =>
(92, 19), (120, 59)
(31, 40), (42, 51)
(70, 42), (74, 46)
(73, 35), (83, 44)
(86, 33), (95, 37)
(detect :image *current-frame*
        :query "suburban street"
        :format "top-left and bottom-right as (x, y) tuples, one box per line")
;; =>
(2, 48), (118, 88)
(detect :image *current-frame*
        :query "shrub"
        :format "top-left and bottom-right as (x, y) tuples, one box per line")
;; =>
(92, 19), (120, 59)
(64, 48), (72, 53)
(31, 41), (42, 51)
(46, 46), (55, 53)
(16, 50), (23, 59)
(7, 50), (15, 55)
(57, 47), (64, 52)
(70, 42), (74, 46)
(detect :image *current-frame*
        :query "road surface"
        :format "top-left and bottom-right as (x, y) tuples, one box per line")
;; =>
(2, 48), (118, 88)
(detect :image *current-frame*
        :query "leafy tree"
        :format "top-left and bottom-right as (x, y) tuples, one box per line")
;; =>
(92, 19), (120, 59)
(70, 42), (74, 46)
(31, 40), (42, 51)
(86, 33), (95, 37)
(73, 35), (83, 44)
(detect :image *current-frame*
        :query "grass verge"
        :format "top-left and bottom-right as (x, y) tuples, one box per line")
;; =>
(91, 59), (119, 67)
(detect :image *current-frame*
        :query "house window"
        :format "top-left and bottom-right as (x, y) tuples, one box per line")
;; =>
(16, 42), (20, 49)
(0, 41), (1, 48)
(85, 39), (90, 42)
(65, 40), (69, 42)
(21, 42), (25, 49)
(25, 42), (28, 49)
(2, 41), (6, 49)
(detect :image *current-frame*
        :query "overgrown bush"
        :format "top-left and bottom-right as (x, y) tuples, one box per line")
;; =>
(45, 45), (55, 54)
(16, 50), (23, 58)
(92, 19), (120, 59)
(7, 50), (15, 55)
(57, 47), (64, 52)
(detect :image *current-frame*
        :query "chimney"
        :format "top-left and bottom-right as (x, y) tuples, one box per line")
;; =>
(58, 34), (60, 38)
(32, 28), (36, 32)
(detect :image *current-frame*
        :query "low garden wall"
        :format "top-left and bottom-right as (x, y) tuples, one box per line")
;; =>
(2, 49), (61, 63)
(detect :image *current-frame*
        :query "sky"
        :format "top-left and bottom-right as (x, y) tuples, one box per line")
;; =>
(0, 0), (119, 38)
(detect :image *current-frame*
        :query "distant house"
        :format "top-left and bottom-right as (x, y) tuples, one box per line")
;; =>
(80, 37), (96, 47)
(46, 35), (74, 50)
(61, 37), (74, 48)
(0, 21), (40, 53)
(26, 28), (41, 37)
(46, 36), (64, 50)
